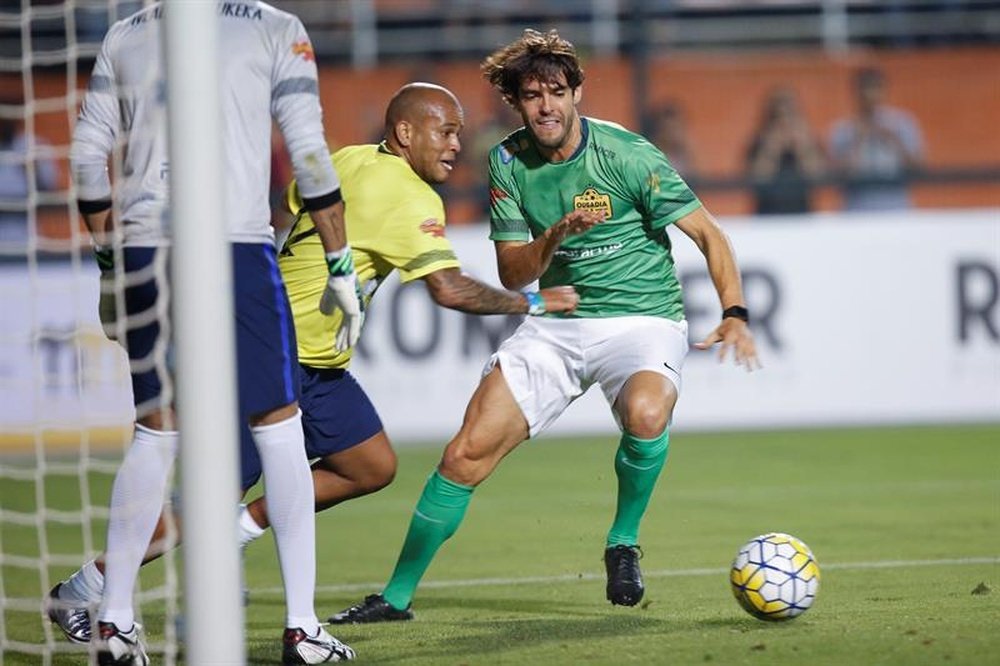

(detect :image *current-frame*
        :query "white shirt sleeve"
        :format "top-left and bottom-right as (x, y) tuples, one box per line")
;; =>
(269, 16), (339, 202)
(70, 29), (120, 204)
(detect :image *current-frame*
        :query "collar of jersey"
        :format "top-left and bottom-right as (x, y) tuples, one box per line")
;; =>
(546, 117), (589, 164)
(377, 140), (399, 157)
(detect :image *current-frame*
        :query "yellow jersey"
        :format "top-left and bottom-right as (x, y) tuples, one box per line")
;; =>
(280, 143), (461, 368)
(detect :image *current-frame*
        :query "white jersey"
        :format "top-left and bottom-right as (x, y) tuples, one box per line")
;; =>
(70, 1), (339, 246)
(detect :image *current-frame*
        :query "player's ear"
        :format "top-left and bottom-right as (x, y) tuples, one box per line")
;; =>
(395, 120), (412, 148)
(573, 86), (583, 105)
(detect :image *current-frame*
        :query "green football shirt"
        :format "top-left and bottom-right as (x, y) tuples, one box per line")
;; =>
(488, 117), (701, 320)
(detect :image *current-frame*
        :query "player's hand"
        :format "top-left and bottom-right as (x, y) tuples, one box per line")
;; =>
(320, 273), (364, 352)
(321, 245), (364, 352)
(551, 210), (605, 242)
(95, 247), (118, 340)
(536, 286), (579, 314)
(693, 318), (761, 371)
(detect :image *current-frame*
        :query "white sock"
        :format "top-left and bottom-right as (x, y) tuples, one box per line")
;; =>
(251, 410), (319, 634)
(238, 504), (265, 548)
(98, 424), (178, 629)
(60, 559), (105, 604)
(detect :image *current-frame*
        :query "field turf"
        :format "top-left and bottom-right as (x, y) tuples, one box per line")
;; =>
(2, 424), (998, 664)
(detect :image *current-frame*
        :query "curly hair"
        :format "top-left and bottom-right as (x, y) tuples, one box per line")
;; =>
(481, 29), (585, 106)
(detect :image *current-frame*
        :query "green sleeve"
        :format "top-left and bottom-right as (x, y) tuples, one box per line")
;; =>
(627, 139), (702, 231)
(487, 144), (530, 242)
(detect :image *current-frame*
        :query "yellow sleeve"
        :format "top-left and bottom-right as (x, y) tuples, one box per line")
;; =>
(378, 185), (461, 283)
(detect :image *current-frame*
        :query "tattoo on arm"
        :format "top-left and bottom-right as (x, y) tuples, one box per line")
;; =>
(425, 269), (526, 314)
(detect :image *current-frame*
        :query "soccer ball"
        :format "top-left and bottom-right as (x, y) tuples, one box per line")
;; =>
(729, 532), (820, 621)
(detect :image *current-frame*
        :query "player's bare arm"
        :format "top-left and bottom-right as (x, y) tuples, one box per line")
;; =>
(422, 267), (578, 314)
(80, 208), (114, 247)
(309, 198), (348, 253)
(675, 207), (760, 370)
(494, 209), (604, 289)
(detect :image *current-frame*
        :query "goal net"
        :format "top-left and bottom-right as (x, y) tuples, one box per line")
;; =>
(0, 1), (181, 662)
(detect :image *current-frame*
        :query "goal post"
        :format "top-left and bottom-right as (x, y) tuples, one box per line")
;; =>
(162, 0), (245, 663)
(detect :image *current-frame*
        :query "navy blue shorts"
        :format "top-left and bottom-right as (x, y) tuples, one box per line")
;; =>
(239, 367), (383, 490)
(122, 244), (299, 419)
(120, 247), (170, 417)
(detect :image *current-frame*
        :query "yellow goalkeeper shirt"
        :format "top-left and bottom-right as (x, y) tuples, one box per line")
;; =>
(279, 142), (461, 369)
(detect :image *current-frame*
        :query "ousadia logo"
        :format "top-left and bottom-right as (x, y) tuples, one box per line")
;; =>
(573, 187), (612, 218)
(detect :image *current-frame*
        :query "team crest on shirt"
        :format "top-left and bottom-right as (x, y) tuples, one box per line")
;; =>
(647, 173), (661, 193)
(291, 40), (315, 62)
(420, 218), (446, 238)
(573, 187), (612, 218)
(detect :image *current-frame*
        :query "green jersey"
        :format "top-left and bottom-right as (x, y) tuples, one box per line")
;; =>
(488, 117), (701, 320)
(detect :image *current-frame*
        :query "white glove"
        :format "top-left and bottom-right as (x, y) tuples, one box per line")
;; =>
(320, 273), (364, 351)
(321, 246), (364, 352)
(95, 247), (119, 340)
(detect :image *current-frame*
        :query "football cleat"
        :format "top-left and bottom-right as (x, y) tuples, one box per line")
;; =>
(282, 626), (356, 663)
(327, 594), (413, 624)
(605, 544), (644, 606)
(96, 621), (149, 666)
(46, 582), (92, 644)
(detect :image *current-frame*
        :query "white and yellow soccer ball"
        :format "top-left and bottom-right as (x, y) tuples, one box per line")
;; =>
(729, 532), (820, 621)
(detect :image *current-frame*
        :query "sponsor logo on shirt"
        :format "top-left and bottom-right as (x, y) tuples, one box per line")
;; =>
(489, 187), (509, 206)
(592, 143), (617, 160)
(573, 187), (613, 218)
(554, 243), (623, 261)
(419, 218), (446, 238)
(219, 3), (263, 20)
(292, 40), (315, 62)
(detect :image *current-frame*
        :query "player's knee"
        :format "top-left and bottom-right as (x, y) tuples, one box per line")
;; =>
(439, 437), (491, 486)
(359, 452), (397, 494)
(620, 397), (669, 440)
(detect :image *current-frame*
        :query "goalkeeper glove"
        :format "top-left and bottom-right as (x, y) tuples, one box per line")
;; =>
(94, 246), (119, 340)
(320, 246), (364, 352)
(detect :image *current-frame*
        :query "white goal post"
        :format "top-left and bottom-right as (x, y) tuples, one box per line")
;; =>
(162, 1), (244, 663)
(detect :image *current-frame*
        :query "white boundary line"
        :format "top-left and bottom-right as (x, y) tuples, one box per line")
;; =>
(253, 556), (999, 596)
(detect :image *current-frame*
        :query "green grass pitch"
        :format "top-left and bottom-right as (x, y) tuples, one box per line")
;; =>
(2, 424), (998, 664)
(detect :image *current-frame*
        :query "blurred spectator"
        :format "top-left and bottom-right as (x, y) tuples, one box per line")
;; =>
(647, 101), (697, 179)
(745, 87), (825, 215)
(463, 97), (517, 223)
(0, 110), (59, 245)
(829, 67), (924, 211)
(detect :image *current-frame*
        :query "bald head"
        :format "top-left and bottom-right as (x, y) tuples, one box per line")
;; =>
(384, 82), (464, 185)
(384, 82), (461, 133)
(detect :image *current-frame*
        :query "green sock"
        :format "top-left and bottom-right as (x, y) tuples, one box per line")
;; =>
(382, 470), (474, 610)
(607, 430), (669, 547)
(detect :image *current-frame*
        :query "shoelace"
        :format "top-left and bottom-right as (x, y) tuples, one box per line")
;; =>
(613, 546), (642, 579)
(64, 608), (91, 638)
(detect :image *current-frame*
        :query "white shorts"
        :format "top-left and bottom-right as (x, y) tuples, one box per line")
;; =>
(484, 316), (689, 438)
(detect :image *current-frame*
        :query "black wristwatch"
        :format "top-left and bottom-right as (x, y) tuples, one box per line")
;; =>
(722, 305), (749, 323)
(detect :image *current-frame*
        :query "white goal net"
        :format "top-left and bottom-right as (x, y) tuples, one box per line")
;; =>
(0, 1), (181, 663)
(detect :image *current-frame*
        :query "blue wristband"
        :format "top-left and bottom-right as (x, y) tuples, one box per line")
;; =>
(525, 291), (546, 316)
